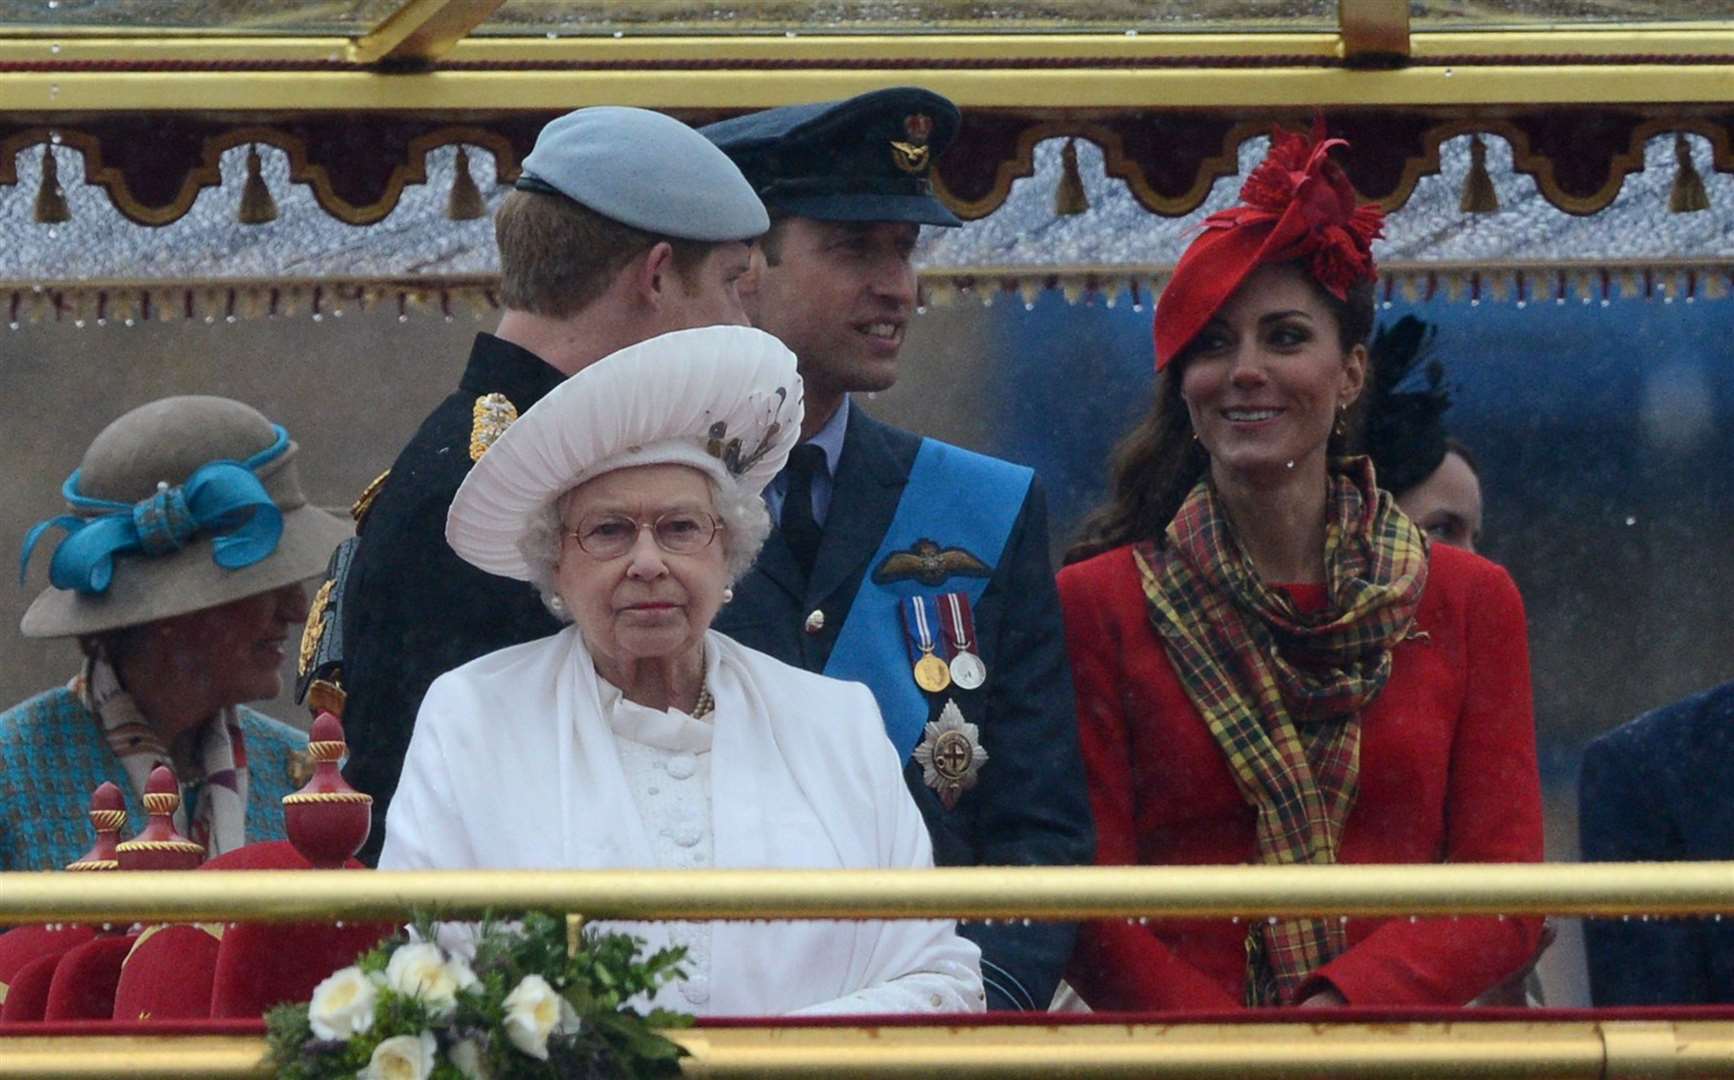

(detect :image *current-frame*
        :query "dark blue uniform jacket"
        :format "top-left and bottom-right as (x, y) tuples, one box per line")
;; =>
(1580, 680), (1734, 1005)
(341, 334), (565, 864)
(714, 405), (1095, 1011)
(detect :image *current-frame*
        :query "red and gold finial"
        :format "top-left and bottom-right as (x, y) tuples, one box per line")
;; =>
(282, 711), (374, 869)
(66, 781), (128, 872)
(116, 766), (205, 871)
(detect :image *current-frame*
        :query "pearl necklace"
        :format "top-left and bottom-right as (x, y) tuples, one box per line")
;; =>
(692, 685), (715, 718)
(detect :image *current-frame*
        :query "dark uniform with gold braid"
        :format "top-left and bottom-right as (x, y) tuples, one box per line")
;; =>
(703, 89), (1095, 1012)
(331, 335), (565, 864)
(298, 105), (771, 864)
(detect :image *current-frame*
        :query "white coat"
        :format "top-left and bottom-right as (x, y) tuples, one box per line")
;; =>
(380, 626), (984, 1016)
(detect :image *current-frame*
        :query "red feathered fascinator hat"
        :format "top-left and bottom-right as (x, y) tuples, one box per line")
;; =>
(1153, 118), (1385, 371)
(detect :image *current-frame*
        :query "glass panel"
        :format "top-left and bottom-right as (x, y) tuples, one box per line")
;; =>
(478, 1), (1338, 37)
(1413, 0), (1734, 31)
(0, 0), (405, 34)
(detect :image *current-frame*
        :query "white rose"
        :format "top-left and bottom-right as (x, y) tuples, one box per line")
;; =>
(501, 974), (582, 1060)
(307, 965), (377, 1040)
(385, 942), (477, 1015)
(359, 1030), (437, 1080)
(449, 1036), (490, 1079)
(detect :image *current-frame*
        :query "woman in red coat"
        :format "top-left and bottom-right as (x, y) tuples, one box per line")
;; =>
(1059, 124), (1543, 1011)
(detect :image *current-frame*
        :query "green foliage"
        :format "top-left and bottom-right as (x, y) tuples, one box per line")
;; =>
(264, 910), (692, 1079)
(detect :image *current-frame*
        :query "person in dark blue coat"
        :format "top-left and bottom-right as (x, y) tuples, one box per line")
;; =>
(1579, 681), (1734, 1005)
(702, 88), (1095, 1012)
(319, 107), (769, 863)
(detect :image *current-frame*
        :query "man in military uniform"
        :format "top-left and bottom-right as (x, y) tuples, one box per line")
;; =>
(327, 107), (768, 863)
(703, 88), (1094, 1012)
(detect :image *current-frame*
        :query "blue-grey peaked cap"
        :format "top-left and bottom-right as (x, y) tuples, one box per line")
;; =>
(517, 106), (769, 242)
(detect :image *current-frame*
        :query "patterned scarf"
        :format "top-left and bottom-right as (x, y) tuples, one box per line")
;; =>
(1134, 456), (1427, 1005)
(71, 651), (251, 858)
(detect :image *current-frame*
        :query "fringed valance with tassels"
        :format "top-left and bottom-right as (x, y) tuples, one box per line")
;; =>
(3, 111), (1732, 228)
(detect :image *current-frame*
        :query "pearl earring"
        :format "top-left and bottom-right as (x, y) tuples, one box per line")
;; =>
(547, 594), (567, 616)
(721, 587), (735, 604)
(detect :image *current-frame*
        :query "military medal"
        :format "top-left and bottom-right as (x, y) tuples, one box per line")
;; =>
(913, 700), (989, 810)
(939, 592), (986, 690)
(901, 595), (952, 693)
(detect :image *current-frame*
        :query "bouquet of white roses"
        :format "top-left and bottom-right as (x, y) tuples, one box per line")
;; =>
(265, 912), (690, 1079)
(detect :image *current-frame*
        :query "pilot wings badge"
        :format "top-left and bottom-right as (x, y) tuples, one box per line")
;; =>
(873, 538), (991, 587)
(913, 700), (988, 810)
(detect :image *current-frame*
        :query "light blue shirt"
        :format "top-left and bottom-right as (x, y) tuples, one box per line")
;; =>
(764, 395), (849, 530)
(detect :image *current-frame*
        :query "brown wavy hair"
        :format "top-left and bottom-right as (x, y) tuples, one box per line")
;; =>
(1066, 264), (1377, 565)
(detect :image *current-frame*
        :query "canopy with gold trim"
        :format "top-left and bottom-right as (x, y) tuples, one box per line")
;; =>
(0, 1), (1729, 321)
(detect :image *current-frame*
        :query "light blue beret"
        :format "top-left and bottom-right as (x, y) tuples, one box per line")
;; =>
(517, 107), (769, 242)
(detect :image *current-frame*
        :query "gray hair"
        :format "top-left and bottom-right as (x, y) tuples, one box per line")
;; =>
(518, 472), (771, 623)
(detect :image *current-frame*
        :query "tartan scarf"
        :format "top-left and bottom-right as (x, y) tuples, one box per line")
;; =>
(71, 651), (251, 858)
(1134, 456), (1428, 1005)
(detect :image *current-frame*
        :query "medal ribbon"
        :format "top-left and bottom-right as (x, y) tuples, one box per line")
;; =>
(899, 594), (948, 666)
(939, 592), (978, 656)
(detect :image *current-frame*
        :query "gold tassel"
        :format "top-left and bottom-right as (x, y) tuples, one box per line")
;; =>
(447, 146), (486, 220)
(1460, 136), (1498, 213)
(237, 145), (278, 225)
(1054, 138), (1089, 216)
(34, 145), (70, 224)
(1669, 133), (1710, 214)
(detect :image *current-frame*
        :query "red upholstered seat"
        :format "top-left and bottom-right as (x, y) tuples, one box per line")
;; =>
(43, 935), (137, 1021)
(210, 920), (395, 1018)
(111, 925), (222, 1022)
(0, 949), (72, 1022)
(198, 839), (393, 1018)
(0, 925), (97, 986)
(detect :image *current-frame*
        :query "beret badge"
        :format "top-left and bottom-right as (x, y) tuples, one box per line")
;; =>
(891, 112), (935, 175)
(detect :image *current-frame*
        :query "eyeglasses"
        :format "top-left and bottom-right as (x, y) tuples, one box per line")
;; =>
(563, 509), (723, 560)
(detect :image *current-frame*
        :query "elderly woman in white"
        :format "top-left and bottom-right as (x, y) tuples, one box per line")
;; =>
(380, 325), (983, 1016)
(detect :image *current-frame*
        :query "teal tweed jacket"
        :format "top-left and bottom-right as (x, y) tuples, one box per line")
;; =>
(0, 686), (307, 871)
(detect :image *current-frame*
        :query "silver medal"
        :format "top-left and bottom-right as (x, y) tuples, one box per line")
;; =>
(949, 649), (986, 690)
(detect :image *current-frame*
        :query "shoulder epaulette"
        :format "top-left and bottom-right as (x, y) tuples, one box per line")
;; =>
(350, 468), (390, 525)
(470, 392), (519, 462)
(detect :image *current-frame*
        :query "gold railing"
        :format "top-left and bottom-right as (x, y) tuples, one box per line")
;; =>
(4, 863), (1733, 1078)
(5, 862), (1733, 924)
(7, 1020), (1734, 1078)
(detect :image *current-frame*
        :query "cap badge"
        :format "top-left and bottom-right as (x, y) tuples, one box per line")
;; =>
(891, 113), (935, 174)
(469, 393), (519, 462)
(913, 700), (988, 810)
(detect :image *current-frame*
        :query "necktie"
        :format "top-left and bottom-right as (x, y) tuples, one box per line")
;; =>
(781, 444), (827, 578)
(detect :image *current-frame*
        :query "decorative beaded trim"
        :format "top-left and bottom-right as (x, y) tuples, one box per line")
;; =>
(281, 791), (373, 805)
(65, 859), (120, 872)
(114, 839), (204, 854)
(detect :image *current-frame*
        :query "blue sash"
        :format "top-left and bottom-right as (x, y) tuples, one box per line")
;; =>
(822, 439), (1033, 759)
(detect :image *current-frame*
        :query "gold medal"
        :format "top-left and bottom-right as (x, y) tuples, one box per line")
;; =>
(914, 651), (952, 693)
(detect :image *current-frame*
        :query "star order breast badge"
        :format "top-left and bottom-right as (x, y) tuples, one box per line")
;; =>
(913, 700), (988, 810)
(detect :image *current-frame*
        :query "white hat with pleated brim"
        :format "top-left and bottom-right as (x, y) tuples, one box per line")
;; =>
(445, 325), (803, 582)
